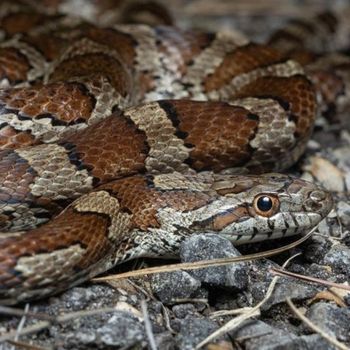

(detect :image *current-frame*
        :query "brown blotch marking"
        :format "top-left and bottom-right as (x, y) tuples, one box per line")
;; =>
(159, 100), (259, 171)
(23, 33), (70, 61)
(0, 208), (112, 288)
(100, 176), (162, 230)
(100, 175), (211, 231)
(203, 43), (285, 92)
(287, 49), (317, 66)
(0, 82), (95, 123)
(0, 47), (32, 84)
(49, 53), (133, 98)
(22, 22), (98, 62)
(85, 27), (137, 69)
(235, 75), (317, 140)
(0, 12), (58, 36)
(212, 206), (250, 231)
(0, 125), (38, 150)
(63, 113), (149, 183)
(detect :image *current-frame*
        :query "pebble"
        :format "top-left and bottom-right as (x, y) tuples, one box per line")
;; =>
(230, 320), (336, 350)
(155, 331), (177, 350)
(51, 285), (117, 310)
(174, 317), (221, 350)
(96, 312), (145, 348)
(302, 156), (346, 192)
(53, 311), (145, 349)
(150, 270), (201, 304)
(172, 303), (198, 319)
(179, 234), (249, 290)
(251, 279), (319, 311)
(323, 244), (350, 277)
(304, 236), (332, 264)
(336, 200), (350, 228)
(306, 302), (350, 342)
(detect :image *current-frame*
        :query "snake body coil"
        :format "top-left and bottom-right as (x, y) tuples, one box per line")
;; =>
(0, 1), (338, 304)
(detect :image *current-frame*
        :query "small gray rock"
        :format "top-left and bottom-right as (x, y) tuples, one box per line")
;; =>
(323, 244), (350, 277)
(298, 334), (337, 350)
(172, 303), (197, 319)
(96, 311), (145, 347)
(251, 279), (319, 311)
(229, 320), (335, 350)
(230, 320), (299, 350)
(175, 317), (220, 350)
(155, 332), (176, 350)
(43, 284), (120, 315)
(304, 236), (332, 264)
(180, 234), (249, 290)
(52, 285), (117, 310)
(61, 311), (145, 349)
(306, 302), (350, 342)
(336, 201), (350, 228)
(151, 270), (201, 304)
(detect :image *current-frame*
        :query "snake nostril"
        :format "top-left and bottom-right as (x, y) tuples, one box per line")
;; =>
(309, 190), (326, 202)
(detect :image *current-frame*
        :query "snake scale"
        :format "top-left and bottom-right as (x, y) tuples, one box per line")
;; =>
(0, 0), (342, 304)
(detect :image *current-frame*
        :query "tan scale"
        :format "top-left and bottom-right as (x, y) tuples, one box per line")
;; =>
(124, 102), (193, 174)
(74, 190), (132, 241)
(16, 144), (94, 199)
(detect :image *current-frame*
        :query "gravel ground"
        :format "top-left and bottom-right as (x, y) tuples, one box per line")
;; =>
(0, 1), (350, 350)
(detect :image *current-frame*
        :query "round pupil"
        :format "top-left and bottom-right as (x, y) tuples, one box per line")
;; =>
(257, 196), (273, 211)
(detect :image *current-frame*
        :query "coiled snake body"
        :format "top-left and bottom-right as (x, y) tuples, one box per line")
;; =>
(0, 1), (339, 304)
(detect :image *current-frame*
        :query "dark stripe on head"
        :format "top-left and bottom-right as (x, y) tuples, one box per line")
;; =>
(289, 19), (316, 34)
(268, 30), (304, 46)
(316, 11), (338, 33)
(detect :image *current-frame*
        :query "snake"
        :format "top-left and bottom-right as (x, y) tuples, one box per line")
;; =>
(0, 0), (342, 304)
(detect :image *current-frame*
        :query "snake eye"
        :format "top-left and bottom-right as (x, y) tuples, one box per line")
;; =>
(257, 196), (272, 211)
(253, 194), (279, 217)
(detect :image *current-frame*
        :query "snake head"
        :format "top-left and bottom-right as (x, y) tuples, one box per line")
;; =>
(201, 173), (333, 244)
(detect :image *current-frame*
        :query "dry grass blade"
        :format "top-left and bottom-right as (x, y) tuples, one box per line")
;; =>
(0, 307), (116, 343)
(0, 321), (51, 343)
(141, 300), (157, 350)
(194, 253), (301, 349)
(6, 339), (52, 350)
(0, 306), (53, 321)
(93, 228), (316, 282)
(270, 268), (350, 291)
(286, 298), (350, 350)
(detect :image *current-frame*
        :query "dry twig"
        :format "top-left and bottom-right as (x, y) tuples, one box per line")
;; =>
(270, 268), (350, 291)
(141, 300), (158, 350)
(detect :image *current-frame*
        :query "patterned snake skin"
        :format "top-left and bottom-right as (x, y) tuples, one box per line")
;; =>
(0, 0), (341, 304)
